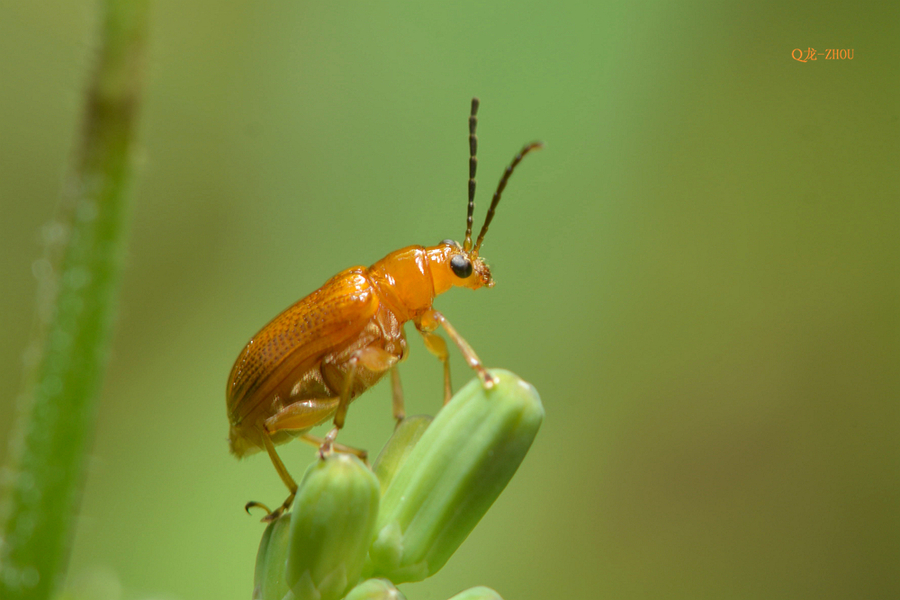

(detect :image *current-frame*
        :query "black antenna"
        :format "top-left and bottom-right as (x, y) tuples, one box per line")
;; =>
(473, 141), (543, 255)
(463, 97), (479, 252)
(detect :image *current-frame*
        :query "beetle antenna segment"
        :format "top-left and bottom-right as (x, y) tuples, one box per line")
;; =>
(473, 141), (544, 255)
(464, 97), (479, 252)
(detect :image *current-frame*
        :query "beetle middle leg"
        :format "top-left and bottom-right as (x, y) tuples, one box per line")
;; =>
(297, 434), (368, 459)
(319, 346), (399, 457)
(247, 429), (301, 521)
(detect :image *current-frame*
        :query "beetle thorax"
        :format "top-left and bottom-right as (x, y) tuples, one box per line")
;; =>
(367, 246), (437, 322)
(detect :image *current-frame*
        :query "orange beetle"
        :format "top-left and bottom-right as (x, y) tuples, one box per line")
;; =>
(227, 98), (541, 516)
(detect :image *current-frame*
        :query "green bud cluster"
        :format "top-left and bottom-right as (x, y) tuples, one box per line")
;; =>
(251, 369), (542, 600)
(252, 513), (291, 600)
(446, 587), (504, 600)
(343, 578), (406, 600)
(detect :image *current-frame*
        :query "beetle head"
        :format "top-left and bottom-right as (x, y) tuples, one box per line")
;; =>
(437, 239), (493, 290)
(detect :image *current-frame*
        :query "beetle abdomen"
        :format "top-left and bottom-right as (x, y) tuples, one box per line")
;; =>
(226, 268), (380, 455)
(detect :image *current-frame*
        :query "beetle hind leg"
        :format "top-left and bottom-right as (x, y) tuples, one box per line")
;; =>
(243, 430), (300, 522)
(260, 431), (298, 493)
(258, 397), (344, 519)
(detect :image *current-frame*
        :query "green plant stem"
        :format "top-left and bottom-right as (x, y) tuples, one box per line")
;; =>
(0, 2), (149, 599)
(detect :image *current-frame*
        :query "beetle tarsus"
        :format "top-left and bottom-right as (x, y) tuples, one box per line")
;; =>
(260, 493), (295, 522)
(318, 425), (339, 459)
(261, 508), (284, 522)
(479, 368), (497, 389)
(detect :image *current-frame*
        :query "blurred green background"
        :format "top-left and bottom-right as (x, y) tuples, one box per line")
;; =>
(1, 1), (897, 599)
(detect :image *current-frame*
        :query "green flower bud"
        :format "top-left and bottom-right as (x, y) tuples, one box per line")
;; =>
(365, 370), (543, 583)
(343, 578), (407, 600)
(372, 415), (433, 494)
(286, 454), (381, 600)
(446, 586), (504, 600)
(252, 514), (291, 600)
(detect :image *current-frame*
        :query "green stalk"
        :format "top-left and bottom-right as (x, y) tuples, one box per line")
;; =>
(0, 2), (149, 599)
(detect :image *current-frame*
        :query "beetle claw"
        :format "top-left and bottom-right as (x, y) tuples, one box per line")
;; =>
(245, 501), (272, 516)
(255, 492), (295, 522)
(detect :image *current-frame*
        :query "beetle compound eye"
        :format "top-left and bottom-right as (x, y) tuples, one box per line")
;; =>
(450, 254), (473, 279)
(440, 239), (457, 247)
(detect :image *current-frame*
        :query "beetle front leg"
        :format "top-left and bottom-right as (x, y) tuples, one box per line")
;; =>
(391, 366), (406, 423)
(415, 327), (453, 404)
(417, 309), (495, 389)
